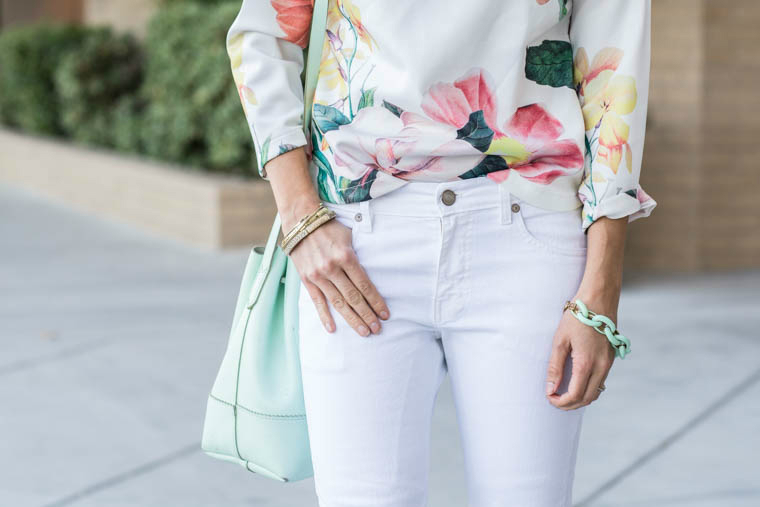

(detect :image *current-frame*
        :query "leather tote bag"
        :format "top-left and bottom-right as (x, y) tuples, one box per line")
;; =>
(200, 0), (329, 483)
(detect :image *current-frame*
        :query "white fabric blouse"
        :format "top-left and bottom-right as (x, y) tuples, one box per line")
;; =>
(226, 0), (657, 233)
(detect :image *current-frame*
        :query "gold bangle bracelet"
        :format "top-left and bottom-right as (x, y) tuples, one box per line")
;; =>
(281, 207), (330, 249)
(280, 204), (321, 245)
(280, 204), (328, 249)
(281, 210), (336, 255)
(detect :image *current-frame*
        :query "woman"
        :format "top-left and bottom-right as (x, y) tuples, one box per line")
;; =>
(227, 0), (656, 505)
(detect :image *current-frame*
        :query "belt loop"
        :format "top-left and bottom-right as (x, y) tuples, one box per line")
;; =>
(360, 199), (372, 233)
(498, 183), (512, 225)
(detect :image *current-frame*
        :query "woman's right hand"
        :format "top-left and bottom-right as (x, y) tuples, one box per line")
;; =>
(287, 215), (390, 337)
(264, 146), (389, 337)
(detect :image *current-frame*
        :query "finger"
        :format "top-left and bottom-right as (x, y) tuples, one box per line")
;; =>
(343, 255), (390, 321)
(330, 269), (383, 335)
(314, 276), (370, 337)
(580, 363), (607, 407)
(552, 354), (592, 410)
(545, 337), (570, 397)
(594, 351), (614, 399)
(303, 278), (335, 333)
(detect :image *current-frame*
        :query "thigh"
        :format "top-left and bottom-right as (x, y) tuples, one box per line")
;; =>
(296, 211), (447, 507)
(442, 205), (588, 507)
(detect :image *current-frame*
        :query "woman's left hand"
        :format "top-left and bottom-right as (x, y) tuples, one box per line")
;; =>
(544, 293), (618, 410)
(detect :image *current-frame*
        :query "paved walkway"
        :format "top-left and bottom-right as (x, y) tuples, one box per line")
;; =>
(1, 184), (758, 507)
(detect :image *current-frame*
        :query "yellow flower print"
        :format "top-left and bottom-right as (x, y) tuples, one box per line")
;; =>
(319, 49), (349, 98)
(484, 136), (531, 166)
(574, 47), (623, 100)
(584, 74), (637, 173)
(332, 0), (377, 50)
(227, 32), (258, 115)
(574, 47), (637, 174)
(227, 32), (244, 81)
(597, 139), (633, 176)
(316, 0), (377, 119)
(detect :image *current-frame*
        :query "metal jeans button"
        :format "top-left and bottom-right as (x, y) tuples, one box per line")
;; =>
(354, 212), (363, 222)
(441, 189), (456, 206)
(511, 203), (521, 213)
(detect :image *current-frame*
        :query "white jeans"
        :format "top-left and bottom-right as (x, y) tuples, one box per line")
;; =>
(298, 176), (589, 507)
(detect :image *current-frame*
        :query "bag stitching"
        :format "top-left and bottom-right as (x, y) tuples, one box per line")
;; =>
(210, 394), (306, 419)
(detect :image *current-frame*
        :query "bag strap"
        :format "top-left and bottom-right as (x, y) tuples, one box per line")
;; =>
(246, 212), (282, 309)
(246, 0), (328, 311)
(302, 0), (329, 139)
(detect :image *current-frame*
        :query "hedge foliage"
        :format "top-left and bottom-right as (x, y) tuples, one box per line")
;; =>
(138, 1), (254, 173)
(54, 27), (143, 148)
(0, 23), (89, 135)
(0, 0), (257, 177)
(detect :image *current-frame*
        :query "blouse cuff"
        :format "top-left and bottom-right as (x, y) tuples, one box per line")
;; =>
(255, 127), (308, 180)
(581, 184), (657, 234)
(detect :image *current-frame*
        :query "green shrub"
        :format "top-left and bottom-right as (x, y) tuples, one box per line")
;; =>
(0, 1), (256, 176)
(54, 27), (143, 148)
(0, 23), (89, 135)
(138, 1), (255, 175)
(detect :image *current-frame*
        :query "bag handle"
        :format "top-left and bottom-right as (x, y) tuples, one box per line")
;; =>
(246, 0), (329, 311)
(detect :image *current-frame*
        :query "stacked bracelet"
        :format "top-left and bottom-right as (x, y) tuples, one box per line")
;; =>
(280, 203), (336, 255)
(563, 299), (631, 359)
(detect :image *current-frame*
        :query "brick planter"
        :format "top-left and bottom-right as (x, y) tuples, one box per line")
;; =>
(0, 127), (275, 249)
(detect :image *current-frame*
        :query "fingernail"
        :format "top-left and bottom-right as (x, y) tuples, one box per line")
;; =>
(545, 381), (555, 395)
(370, 321), (380, 333)
(324, 321), (334, 333)
(380, 310), (389, 319)
(358, 325), (369, 336)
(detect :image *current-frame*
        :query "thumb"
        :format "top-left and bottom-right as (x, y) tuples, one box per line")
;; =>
(546, 339), (569, 395)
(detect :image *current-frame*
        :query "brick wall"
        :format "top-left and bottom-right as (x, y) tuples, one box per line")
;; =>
(0, 0), (82, 27)
(82, 0), (157, 39)
(700, 1), (760, 269)
(628, 0), (760, 272)
(626, 0), (704, 271)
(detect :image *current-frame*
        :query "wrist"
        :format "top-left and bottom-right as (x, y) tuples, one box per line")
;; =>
(279, 196), (322, 232)
(573, 281), (621, 317)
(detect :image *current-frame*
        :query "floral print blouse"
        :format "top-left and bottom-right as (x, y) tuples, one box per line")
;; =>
(226, 0), (657, 233)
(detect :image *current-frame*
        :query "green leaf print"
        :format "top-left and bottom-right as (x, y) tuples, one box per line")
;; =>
(278, 143), (299, 155)
(525, 40), (574, 89)
(311, 128), (341, 203)
(357, 87), (377, 111)
(339, 169), (378, 202)
(624, 189), (637, 199)
(458, 155), (509, 179)
(558, 0), (569, 20)
(456, 110), (495, 153)
(382, 99), (404, 118)
(313, 103), (351, 133)
(260, 134), (271, 165)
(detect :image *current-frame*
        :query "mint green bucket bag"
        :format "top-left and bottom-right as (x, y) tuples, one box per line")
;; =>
(200, 0), (329, 483)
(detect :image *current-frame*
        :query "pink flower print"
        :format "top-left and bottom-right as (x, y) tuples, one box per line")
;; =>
(421, 68), (505, 136)
(419, 67), (584, 184)
(271, 0), (314, 48)
(324, 106), (485, 180)
(499, 104), (585, 184)
(636, 185), (654, 206)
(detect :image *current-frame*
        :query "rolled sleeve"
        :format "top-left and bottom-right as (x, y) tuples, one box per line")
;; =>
(570, 0), (657, 233)
(226, 0), (312, 180)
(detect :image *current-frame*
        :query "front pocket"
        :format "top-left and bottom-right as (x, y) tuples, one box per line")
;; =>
(297, 279), (347, 373)
(512, 198), (588, 257)
(322, 201), (362, 250)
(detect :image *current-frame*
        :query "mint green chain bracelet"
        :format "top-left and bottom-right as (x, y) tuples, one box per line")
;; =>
(563, 299), (631, 359)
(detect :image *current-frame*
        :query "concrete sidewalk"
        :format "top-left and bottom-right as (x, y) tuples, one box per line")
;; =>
(1, 184), (758, 507)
